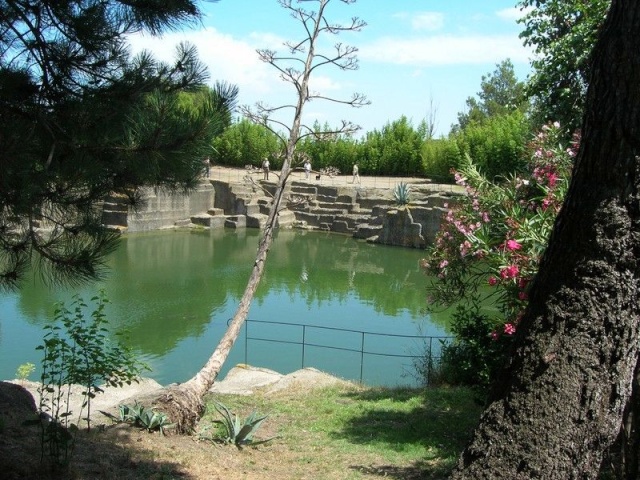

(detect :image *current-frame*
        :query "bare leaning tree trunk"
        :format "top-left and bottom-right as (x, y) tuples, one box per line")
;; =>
(153, 42), (311, 435)
(450, 1), (640, 478)
(153, 0), (368, 433)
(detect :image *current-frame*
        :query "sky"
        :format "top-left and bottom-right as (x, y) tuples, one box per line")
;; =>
(127, 0), (533, 138)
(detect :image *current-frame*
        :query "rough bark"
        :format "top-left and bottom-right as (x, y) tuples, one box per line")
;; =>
(617, 359), (640, 479)
(450, 1), (640, 478)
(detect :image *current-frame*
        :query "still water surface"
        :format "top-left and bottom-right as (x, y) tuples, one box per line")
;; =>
(0, 229), (450, 386)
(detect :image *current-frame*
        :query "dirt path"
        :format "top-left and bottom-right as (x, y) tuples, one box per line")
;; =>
(208, 165), (439, 190)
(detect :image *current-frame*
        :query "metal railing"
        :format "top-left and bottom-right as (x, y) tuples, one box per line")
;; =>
(238, 319), (453, 385)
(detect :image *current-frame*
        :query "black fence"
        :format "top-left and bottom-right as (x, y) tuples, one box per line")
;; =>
(237, 319), (453, 386)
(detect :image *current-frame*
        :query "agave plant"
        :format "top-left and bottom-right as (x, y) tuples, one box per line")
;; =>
(118, 402), (174, 435)
(393, 182), (411, 206)
(212, 401), (272, 447)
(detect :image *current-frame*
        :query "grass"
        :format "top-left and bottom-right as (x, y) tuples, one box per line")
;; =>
(2, 381), (483, 479)
(196, 383), (482, 479)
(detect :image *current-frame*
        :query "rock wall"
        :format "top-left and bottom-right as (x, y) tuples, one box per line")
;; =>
(101, 177), (461, 249)
(102, 180), (216, 232)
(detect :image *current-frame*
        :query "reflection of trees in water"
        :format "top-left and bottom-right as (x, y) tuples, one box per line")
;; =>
(264, 231), (433, 320)
(7, 229), (440, 357)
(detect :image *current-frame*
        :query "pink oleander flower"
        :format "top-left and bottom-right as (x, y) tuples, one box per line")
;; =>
(505, 239), (522, 251)
(491, 330), (499, 341)
(459, 240), (472, 257)
(488, 276), (498, 286)
(500, 265), (519, 280)
(504, 323), (516, 335)
(439, 260), (449, 269)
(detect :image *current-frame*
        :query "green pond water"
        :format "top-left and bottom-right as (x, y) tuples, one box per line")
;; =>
(0, 229), (452, 387)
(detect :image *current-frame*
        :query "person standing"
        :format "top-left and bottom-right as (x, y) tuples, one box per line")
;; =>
(304, 159), (312, 180)
(352, 163), (360, 184)
(262, 157), (270, 180)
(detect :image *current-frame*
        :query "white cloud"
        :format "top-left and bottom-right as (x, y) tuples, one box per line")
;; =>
(411, 12), (445, 31)
(126, 27), (283, 97)
(393, 11), (444, 31)
(309, 75), (342, 93)
(496, 7), (533, 22)
(360, 35), (531, 66)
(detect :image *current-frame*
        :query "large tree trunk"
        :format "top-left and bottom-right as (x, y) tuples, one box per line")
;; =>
(450, 1), (640, 478)
(616, 358), (640, 479)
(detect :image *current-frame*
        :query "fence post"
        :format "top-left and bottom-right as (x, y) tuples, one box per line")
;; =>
(360, 332), (365, 384)
(428, 336), (433, 385)
(302, 325), (306, 369)
(244, 321), (248, 365)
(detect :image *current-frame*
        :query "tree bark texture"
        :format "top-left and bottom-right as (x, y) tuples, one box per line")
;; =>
(617, 358), (640, 479)
(450, 1), (640, 478)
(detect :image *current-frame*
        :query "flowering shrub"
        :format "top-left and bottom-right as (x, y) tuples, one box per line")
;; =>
(422, 122), (578, 388)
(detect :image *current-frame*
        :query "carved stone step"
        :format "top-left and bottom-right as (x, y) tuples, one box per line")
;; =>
(316, 201), (353, 211)
(353, 223), (383, 239)
(308, 207), (348, 216)
(276, 209), (296, 228)
(247, 213), (268, 229)
(225, 215), (246, 229)
(245, 203), (262, 216)
(290, 185), (318, 195)
(330, 220), (355, 234)
(190, 214), (213, 227)
(176, 218), (194, 227)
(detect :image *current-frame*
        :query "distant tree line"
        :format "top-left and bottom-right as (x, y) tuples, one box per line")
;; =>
(211, 59), (531, 183)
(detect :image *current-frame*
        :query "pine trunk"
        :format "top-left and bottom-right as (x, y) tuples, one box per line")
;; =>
(450, 1), (640, 478)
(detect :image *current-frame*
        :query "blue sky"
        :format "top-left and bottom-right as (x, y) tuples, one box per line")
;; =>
(128, 0), (532, 137)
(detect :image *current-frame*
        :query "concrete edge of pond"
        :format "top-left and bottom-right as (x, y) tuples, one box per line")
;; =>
(2, 364), (354, 425)
(210, 363), (356, 396)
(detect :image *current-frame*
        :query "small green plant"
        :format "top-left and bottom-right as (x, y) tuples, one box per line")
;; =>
(16, 362), (35, 383)
(393, 182), (411, 206)
(118, 402), (174, 435)
(36, 291), (148, 470)
(210, 401), (271, 447)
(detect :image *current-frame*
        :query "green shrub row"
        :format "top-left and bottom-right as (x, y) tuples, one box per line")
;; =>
(210, 112), (531, 182)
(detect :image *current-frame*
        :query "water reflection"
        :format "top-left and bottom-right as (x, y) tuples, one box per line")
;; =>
(1, 229), (448, 385)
